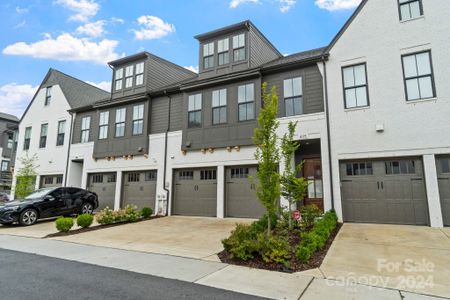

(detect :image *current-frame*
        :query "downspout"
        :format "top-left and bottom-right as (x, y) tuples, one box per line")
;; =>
(322, 58), (335, 210)
(163, 90), (172, 216)
(63, 112), (74, 187)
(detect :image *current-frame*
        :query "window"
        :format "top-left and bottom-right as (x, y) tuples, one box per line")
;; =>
(107, 174), (116, 183)
(399, 0), (423, 21)
(99, 111), (109, 140)
(92, 174), (103, 183)
(56, 175), (63, 184)
(7, 133), (13, 149)
(23, 127), (31, 150)
(238, 83), (255, 121)
(346, 162), (373, 176)
(233, 34), (245, 62)
(145, 170), (157, 181)
(132, 104), (144, 135)
(385, 160), (416, 175)
(135, 62), (144, 86)
(125, 65), (134, 88)
(231, 167), (249, 179)
(203, 42), (214, 69)
(81, 116), (91, 143)
(56, 120), (66, 146)
(212, 89), (227, 124)
(218, 38), (229, 66)
(115, 68), (123, 91)
(44, 176), (53, 185)
(188, 94), (202, 128)
(440, 158), (450, 174)
(200, 170), (216, 180)
(39, 123), (48, 148)
(115, 108), (126, 137)
(342, 64), (369, 108)
(402, 51), (435, 101)
(127, 172), (140, 182)
(283, 77), (303, 116)
(45, 86), (52, 106)
(178, 170), (194, 180)
(1, 161), (9, 172)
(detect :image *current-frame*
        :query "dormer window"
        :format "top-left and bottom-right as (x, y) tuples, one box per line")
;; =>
(125, 65), (134, 88)
(218, 38), (229, 66)
(203, 42), (214, 69)
(115, 68), (123, 91)
(399, 0), (423, 21)
(233, 34), (245, 62)
(135, 62), (144, 86)
(45, 86), (52, 106)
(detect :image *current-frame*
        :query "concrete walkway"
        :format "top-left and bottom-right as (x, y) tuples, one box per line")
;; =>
(0, 234), (446, 300)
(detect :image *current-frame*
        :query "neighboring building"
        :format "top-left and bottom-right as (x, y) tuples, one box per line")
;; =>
(324, 0), (450, 227)
(11, 69), (110, 198)
(0, 112), (19, 192)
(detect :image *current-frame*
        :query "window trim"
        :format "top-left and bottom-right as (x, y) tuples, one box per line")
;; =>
(232, 33), (246, 63)
(401, 50), (436, 102)
(203, 42), (215, 70)
(125, 65), (134, 89)
(98, 111), (109, 140)
(217, 38), (230, 66)
(398, 0), (424, 21)
(132, 104), (144, 136)
(114, 68), (123, 91)
(135, 62), (145, 86)
(341, 62), (370, 109)
(80, 116), (91, 143)
(23, 126), (32, 150)
(45, 86), (52, 106)
(212, 89), (227, 125)
(283, 77), (304, 117)
(238, 83), (255, 122)
(1, 160), (9, 172)
(56, 120), (66, 146)
(7, 132), (13, 149)
(188, 94), (202, 128)
(115, 108), (126, 138)
(39, 123), (48, 149)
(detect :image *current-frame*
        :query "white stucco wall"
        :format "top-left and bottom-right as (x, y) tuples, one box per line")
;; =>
(326, 0), (450, 226)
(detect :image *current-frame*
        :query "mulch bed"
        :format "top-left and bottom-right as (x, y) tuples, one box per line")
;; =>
(218, 222), (343, 273)
(44, 216), (163, 239)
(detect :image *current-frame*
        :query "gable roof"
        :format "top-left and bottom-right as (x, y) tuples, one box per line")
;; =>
(20, 68), (110, 122)
(0, 112), (19, 123)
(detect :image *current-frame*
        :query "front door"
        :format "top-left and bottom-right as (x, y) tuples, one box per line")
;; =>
(303, 158), (324, 211)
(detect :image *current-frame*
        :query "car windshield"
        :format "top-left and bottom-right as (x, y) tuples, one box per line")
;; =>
(24, 188), (55, 200)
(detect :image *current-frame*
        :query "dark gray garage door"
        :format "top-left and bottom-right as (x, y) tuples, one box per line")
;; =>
(40, 175), (63, 188)
(87, 173), (116, 210)
(436, 156), (450, 226)
(173, 168), (217, 217)
(226, 165), (265, 218)
(122, 170), (157, 210)
(340, 158), (428, 225)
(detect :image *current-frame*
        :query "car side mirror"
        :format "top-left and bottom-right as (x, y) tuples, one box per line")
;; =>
(44, 195), (55, 202)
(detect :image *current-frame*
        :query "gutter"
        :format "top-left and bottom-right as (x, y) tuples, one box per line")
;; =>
(322, 58), (334, 210)
(162, 90), (172, 216)
(63, 112), (74, 187)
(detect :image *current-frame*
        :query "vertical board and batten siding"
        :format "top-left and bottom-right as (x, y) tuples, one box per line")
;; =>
(249, 27), (281, 68)
(262, 65), (324, 117)
(150, 93), (184, 134)
(72, 111), (96, 144)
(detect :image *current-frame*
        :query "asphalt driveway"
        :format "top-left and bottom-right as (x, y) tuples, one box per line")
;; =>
(51, 216), (252, 260)
(320, 223), (450, 298)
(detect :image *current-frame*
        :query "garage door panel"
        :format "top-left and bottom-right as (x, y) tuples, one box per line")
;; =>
(88, 173), (116, 211)
(436, 156), (450, 226)
(40, 175), (63, 188)
(122, 171), (157, 210)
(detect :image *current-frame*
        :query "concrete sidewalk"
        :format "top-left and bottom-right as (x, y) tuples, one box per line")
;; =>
(0, 234), (445, 300)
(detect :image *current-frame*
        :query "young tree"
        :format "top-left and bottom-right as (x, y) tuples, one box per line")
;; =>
(280, 121), (308, 230)
(14, 152), (38, 199)
(253, 83), (281, 235)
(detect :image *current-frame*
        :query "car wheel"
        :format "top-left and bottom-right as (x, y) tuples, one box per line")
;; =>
(81, 202), (94, 214)
(19, 209), (38, 226)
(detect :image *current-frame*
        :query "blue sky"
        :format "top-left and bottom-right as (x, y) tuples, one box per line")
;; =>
(0, 0), (361, 118)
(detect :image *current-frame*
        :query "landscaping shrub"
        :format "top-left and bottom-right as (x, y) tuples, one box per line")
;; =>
(250, 212), (278, 234)
(257, 233), (291, 265)
(95, 207), (115, 225)
(299, 204), (322, 229)
(124, 205), (140, 222)
(296, 210), (338, 263)
(141, 207), (153, 219)
(55, 217), (74, 232)
(95, 205), (141, 225)
(77, 213), (94, 228)
(222, 224), (260, 260)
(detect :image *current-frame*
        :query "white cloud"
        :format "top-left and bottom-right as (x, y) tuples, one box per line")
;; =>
(315, 0), (361, 11)
(14, 20), (27, 29)
(111, 17), (124, 24)
(86, 81), (111, 91)
(184, 66), (198, 73)
(0, 83), (38, 118)
(3, 33), (119, 64)
(134, 16), (175, 40)
(279, 0), (296, 12)
(54, 0), (99, 22)
(229, 0), (259, 8)
(76, 20), (105, 37)
(15, 6), (29, 14)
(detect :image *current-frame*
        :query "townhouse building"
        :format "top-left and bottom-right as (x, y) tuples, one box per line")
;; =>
(10, 0), (450, 227)
(0, 112), (19, 192)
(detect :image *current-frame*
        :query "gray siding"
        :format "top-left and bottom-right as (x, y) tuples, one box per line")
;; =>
(150, 93), (183, 134)
(72, 111), (96, 144)
(181, 77), (261, 151)
(262, 65), (324, 117)
(249, 27), (280, 68)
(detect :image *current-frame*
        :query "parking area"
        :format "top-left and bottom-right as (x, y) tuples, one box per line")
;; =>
(51, 216), (252, 260)
(320, 223), (450, 298)
(0, 219), (59, 238)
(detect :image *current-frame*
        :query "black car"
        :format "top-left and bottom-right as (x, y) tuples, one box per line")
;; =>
(0, 187), (98, 226)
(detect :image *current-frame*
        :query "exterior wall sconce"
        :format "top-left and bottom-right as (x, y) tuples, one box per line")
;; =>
(123, 155), (127, 160)
(201, 149), (206, 154)
(128, 155), (133, 160)
(227, 146), (232, 152)
(208, 148), (214, 153)
(106, 156), (111, 161)
(111, 156), (115, 161)
(234, 146), (240, 152)
(181, 150), (187, 156)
